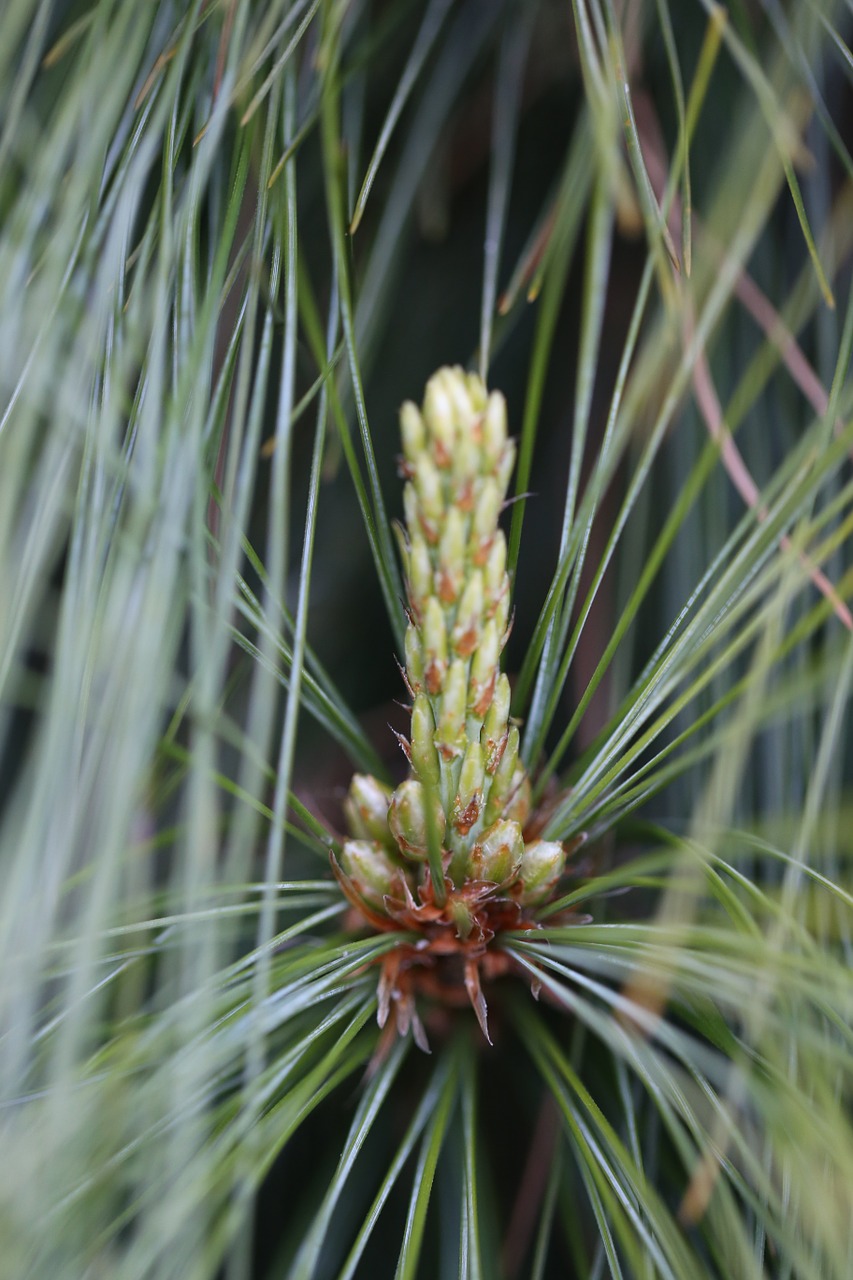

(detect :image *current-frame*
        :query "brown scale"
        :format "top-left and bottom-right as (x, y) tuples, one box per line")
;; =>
(331, 849), (584, 1051)
(471, 671), (496, 718)
(456, 478), (476, 512)
(436, 569), (459, 604)
(452, 794), (482, 837)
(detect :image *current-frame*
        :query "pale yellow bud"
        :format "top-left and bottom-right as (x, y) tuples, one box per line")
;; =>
(400, 400), (426, 464)
(423, 377), (454, 449)
(391, 369), (534, 896)
(442, 365), (473, 423)
(415, 455), (444, 532)
(482, 391), (507, 467)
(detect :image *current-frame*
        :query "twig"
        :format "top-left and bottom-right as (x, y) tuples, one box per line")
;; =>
(501, 1094), (558, 1276)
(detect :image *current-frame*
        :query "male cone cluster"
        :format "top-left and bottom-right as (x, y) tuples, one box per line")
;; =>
(338, 367), (565, 919)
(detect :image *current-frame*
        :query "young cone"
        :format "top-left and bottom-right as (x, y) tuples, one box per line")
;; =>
(334, 367), (572, 1045)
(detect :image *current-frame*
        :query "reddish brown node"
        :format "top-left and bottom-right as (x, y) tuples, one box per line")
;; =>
(333, 851), (550, 1047)
(419, 514), (440, 545)
(453, 794), (482, 836)
(472, 535), (494, 567)
(453, 625), (479, 657)
(432, 439), (452, 468)
(424, 661), (444, 695)
(484, 730), (509, 775)
(471, 672), (496, 718)
(332, 802), (590, 1058)
(436, 569), (458, 604)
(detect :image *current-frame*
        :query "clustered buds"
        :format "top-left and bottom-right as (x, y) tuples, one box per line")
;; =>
(337, 367), (566, 925)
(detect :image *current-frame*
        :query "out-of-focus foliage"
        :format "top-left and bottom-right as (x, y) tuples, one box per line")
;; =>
(1, 2), (852, 1277)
